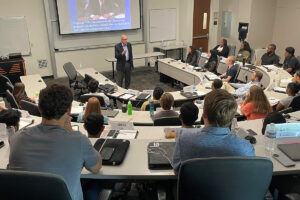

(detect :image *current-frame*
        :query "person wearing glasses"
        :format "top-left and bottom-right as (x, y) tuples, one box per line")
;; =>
(115, 35), (134, 89)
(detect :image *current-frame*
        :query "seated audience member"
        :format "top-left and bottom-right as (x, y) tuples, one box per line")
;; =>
(204, 49), (219, 72)
(84, 113), (105, 138)
(276, 82), (300, 111)
(172, 89), (255, 172)
(141, 87), (164, 111)
(153, 93), (178, 120)
(219, 56), (238, 83)
(211, 79), (223, 90)
(231, 71), (263, 98)
(261, 112), (286, 135)
(0, 109), (21, 132)
(292, 70), (300, 83)
(213, 39), (229, 58)
(241, 85), (272, 120)
(83, 79), (110, 106)
(258, 44), (280, 66)
(236, 41), (251, 63)
(179, 102), (199, 128)
(13, 82), (35, 108)
(9, 84), (102, 200)
(186, 46), (198, 66)
(77, 97), (109, 123)
(283, 47), (300, 75)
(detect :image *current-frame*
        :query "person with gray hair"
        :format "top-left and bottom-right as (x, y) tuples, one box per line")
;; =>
(172, 89), (255, 172)
(258, 44), (280, 66)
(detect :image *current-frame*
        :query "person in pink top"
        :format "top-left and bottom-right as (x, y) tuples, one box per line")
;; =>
(241, 85), (272, 120)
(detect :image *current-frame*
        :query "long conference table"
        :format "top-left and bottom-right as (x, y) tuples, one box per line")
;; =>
(11, 56), (300, 180)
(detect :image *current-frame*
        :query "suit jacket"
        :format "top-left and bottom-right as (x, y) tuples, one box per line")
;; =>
(115, 42), (134, 71)
(213, 45), (229, 58)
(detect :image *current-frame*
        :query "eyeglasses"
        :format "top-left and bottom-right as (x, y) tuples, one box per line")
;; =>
(122, 38), (127, 40)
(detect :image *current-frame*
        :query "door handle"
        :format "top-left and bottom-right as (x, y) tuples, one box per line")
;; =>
(193, 34), (209, 39)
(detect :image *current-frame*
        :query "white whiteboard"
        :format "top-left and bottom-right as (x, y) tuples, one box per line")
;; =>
(0, 17), (31, 56)
(150, 8), (176, 42)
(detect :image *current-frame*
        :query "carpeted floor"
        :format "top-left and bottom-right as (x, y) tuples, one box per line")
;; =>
(43, 66), (180, 92)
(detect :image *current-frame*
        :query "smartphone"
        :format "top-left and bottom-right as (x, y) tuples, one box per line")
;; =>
(107, 130), (117, 138)
(100, 147), (115, 161)
(247, 129), (258, 136)
(273, 152), (296, 167)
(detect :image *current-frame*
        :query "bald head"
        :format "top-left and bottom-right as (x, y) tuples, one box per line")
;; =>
(121, 35), (128, 45)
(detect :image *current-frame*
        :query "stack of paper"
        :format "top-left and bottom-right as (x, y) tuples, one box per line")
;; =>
(116, 130), (138, 139)
(273, 87), (286, 93)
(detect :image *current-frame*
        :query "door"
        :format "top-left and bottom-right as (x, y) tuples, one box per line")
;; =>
(192, 0), (211, 52)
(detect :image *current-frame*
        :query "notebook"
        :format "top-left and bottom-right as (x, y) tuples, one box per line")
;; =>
(136, 93), (151, 100)
(148, 142), (175, 170)
(205, 74), (220, 81)
(278, 143), (300, 161)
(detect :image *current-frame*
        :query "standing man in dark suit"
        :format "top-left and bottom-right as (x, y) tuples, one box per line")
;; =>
(115, 35), (134, 89)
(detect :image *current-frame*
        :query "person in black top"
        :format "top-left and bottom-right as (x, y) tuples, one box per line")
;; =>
(283, 47), (300, 75)
(219, 56), (238, 83)
(213, 39), (229, 58)
(204, 49), (218, 72)
(258, 44), (280, 66)
(186, 46), (198, 66)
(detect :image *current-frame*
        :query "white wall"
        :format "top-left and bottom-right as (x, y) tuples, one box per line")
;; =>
(0, 0), (52, 77)
(272, 0), (300, 61)
(248, 0), (277, 49)
(208, 0), (220, 50)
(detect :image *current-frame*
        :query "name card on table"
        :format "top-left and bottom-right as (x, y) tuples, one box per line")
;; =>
(127, 89), (140, 96)
(271, 123), (300, 138)
(109, 121), (134, 130)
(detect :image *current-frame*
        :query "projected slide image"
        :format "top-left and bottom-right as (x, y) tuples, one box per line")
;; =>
(68, 0), (131, 33)
(76, 0), (126, 20)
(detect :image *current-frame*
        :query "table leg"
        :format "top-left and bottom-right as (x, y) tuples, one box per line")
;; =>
(156, 56), (159, 72)
(112, 62), (115, 79)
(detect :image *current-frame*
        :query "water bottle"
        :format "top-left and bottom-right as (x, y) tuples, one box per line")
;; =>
(265, 123), (277, 153)
(127, 101), (132, 116)
(199, 47), (203, 54)
(149, 100), (154, 116)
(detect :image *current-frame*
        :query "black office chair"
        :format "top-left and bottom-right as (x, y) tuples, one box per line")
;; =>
(154, 117), (181, 126)
(0, 74), (11, 96)
(214, 55), (221, 74)
(0, 170), (72, 200)
(20, 100), (40, 117)
(63, 62), (86, 93)
(6, 81), (13, 92)
(289, 96), (300, 112)
(80, 94), (106, 107)
(228, 45), (236, 56)
(177, 157), (273, 200)
(5, 90), (19, 109)
(194, 50), (200, 67)
(232, 64), (241, 83)
(145, 102), (161, 111)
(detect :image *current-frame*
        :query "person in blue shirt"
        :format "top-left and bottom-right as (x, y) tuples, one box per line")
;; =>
(230, 70), (263, 98)
(172, 89), (255, 172)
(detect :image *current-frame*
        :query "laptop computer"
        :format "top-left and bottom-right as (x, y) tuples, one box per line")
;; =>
(148, 142), (176, 170)
(278, 143), (300, 161)
(101, 110), (119, 118)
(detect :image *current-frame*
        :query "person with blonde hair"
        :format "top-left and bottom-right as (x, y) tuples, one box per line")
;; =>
(241, 85), (272, 120)
(153, 93), (178, 120)
(12, 82), (35, 108)
(219, 56), (238, 83)
(77, 97), (109, 123)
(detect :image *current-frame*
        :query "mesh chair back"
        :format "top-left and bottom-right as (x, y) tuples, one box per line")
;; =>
(198, 56), (207, 68)
(63, 62), (77, 81)
(5, 90), (19, 109)
(178, 157), (273, 200)
(145, 102), (161, 111)
(20, 100), (40, 116)
(228, 45), (236, 56)
(195, 50), (200, 67)
(0, 170), (72, 200)
(6, 82), (13, 92)
(0, 75), (11, 95)
(154, 117), (181, 126)
(250, 48), (255, 64)
(80, 94), (106, 107)
(232, 64), (241, 83)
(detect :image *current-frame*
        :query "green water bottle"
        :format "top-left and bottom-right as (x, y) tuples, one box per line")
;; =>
(127, 101), (132, 115)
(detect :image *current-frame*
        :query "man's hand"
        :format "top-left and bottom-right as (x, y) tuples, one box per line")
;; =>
(122, 50), (126, 55)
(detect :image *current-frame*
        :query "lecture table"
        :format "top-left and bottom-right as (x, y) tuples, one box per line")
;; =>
(153, 44), (186, 61)
(105, 52), (165, 79)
